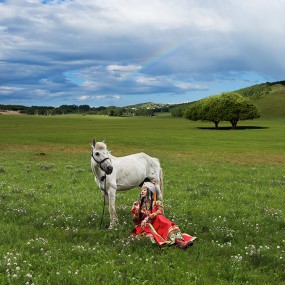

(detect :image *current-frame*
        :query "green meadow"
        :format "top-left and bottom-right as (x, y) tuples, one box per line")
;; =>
(0, 114), (284, 285)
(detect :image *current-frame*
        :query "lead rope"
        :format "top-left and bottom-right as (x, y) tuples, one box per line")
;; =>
(99, 174), (107, 229)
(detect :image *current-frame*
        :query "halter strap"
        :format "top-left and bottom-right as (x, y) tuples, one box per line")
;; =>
(91, 153), (110, 172)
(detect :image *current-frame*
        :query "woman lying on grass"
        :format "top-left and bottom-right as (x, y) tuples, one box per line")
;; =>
(130, 181), (197, 249)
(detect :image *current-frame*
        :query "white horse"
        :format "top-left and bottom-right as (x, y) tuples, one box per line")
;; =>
(90, 139), (163, 229)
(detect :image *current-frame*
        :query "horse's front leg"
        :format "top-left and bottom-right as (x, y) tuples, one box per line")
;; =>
(108, 187), (118, 229)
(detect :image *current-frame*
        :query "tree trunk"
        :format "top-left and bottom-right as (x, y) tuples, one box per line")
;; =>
(213, 120), (220, 129)
(230, 119), (238, 130)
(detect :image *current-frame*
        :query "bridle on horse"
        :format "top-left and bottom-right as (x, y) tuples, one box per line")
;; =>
(91, 152), (110, 180)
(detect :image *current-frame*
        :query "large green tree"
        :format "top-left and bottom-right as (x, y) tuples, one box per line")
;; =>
(218, 92), (260, 129)
(185, 95), (222, 129)
(185, 92), (260, 129)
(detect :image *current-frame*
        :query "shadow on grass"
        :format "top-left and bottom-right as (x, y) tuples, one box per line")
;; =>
(197, 126), (269, 130)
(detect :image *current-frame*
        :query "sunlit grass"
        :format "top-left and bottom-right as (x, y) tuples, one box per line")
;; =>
(0, 114), (284, 284)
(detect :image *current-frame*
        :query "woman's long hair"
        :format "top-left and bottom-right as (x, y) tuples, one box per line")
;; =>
(139, 189), (153, 219)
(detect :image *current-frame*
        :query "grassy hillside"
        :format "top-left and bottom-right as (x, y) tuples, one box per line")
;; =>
(236, 81), (285, 118)
(253, 84), (285, 118)
(169, 80), (285, 119)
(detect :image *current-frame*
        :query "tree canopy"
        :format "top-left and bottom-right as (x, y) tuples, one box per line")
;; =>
(185, 92), (260, 129)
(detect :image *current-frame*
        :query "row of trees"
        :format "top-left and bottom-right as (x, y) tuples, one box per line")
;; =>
(0, 104), (91, 115)
(0, 104), (169, 116)
(184, 92), (260, 129)
(1, 93), (260, 129)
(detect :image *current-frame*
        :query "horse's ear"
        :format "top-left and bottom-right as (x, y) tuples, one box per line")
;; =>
(92, 138), (96, 147)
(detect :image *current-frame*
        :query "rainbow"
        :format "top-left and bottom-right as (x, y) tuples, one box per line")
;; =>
(122, 43), (185, 82)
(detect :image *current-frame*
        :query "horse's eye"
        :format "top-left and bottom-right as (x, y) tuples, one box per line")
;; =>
(95, 152), (99, 156)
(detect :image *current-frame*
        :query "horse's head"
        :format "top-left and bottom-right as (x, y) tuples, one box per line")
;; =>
(91, 139), (113, 175)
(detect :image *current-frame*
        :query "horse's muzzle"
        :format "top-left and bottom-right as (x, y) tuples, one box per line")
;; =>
(105, 165), (113, 175)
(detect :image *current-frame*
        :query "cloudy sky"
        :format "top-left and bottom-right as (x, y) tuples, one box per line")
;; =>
(1, 0), (285, 107)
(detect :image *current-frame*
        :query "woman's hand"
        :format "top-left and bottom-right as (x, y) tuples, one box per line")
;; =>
(141, 218), (148, 229)
(131, 201), (141, 217)
(132, 202), (140, 211)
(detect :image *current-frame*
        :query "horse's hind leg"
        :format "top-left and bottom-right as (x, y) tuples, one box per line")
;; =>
(108, 188), (119, 229)
(149, 175), (163, 201)
(155, 183), (163, 201)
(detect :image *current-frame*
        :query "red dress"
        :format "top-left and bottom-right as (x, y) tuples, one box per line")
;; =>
(130, 199), (194, 247)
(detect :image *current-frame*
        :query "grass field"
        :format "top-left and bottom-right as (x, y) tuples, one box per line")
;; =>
(0, 114), (285, 285)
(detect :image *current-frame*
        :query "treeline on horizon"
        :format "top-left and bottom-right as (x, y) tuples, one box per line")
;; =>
(0, 103), (171, 116)
(1, 80), (284, 117)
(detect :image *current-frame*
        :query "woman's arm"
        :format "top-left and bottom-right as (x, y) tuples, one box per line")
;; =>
(140, 201), (163, 228)
(149, 200), (164, 219)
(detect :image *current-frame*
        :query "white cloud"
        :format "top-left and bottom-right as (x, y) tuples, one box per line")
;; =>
(0, 0), (285, 106)
(0, 85), (22, 94)
(95, 95), (106, 100)
(107, 65), (140, 72)
(135, 76), (158, 85)
(79, 95), (90, 101)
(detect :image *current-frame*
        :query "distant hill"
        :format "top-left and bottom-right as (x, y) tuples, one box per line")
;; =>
(165, 80), (285, 118)
(126, 102), (170, 109)
(236, 81), (285, 117)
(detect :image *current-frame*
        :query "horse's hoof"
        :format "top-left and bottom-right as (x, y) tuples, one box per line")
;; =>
(108, 221), (119, 230)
